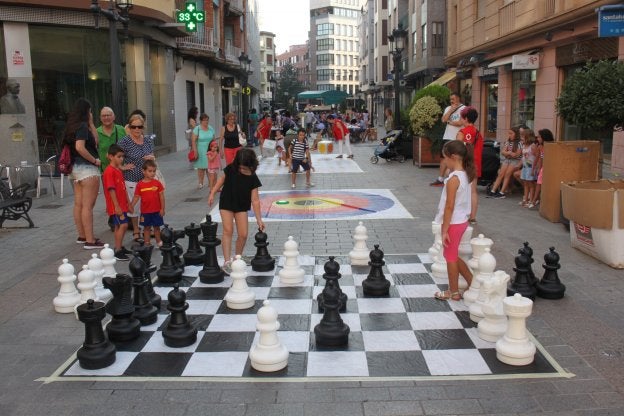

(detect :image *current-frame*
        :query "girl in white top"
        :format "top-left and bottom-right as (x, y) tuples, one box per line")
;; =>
(434, 140), (475, 301)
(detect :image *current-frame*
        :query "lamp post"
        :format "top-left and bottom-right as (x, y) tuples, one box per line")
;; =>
(238, 52), (252, 137)
(368, 80), (376, 126)
(388, 23), (407, 130)
(90, 0), (133, 123)
(269, 75), (277, 113)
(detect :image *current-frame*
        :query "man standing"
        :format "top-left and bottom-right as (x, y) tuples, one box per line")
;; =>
(0, 79), (26, 114)
(96, 107), (127, 171)
(430, 93), (465, 186)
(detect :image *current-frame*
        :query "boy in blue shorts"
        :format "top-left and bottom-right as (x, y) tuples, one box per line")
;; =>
(289, 128), (314, 189)
(102, 144), (132, 261)
(130, 159), (165, 247)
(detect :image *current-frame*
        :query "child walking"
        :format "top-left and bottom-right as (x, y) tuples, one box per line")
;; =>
(529, 128), (554, 209)
(207, 140), (221, 191)
(102, 144), (132, 261)
(434, 140), (474, 301)
(514, 129), (537, 208)
(208, 148), (265, 274)
(130, 159), (165, 247)
(289, 128), (314, 188)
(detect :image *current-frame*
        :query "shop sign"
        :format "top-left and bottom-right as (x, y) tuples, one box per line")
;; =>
(477, 66), (498, 77)
(12, 50), (24, 65)
(598, 5), (624, 38)
(512, 54), (539, 70)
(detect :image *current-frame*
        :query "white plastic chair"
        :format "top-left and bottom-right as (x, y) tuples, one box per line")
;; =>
(0, 165), (12, 191)
(36, 155), (57, 198)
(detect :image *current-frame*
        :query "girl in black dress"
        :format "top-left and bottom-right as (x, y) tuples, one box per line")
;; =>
(208, 148), (265, 273)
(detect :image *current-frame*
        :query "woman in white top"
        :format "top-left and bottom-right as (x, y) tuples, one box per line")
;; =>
(434, 140), (475, 301)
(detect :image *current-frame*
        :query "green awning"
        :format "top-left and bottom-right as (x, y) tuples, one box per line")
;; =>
(297, 90), (349, 105)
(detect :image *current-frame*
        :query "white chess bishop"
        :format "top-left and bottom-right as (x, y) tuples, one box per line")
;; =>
(224, 255), (255, 309)
(477, 270), (510, 342)
(53, 259), (81, 313)
(349, 222), (369, 266)
(249, 300), (289, 372)
(278, 236), (305, 285)
(496, 293), (536, 366)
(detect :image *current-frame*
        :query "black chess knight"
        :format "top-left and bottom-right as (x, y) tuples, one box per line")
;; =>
(157, 225), (183, 284)
(103, 274), (141, 342)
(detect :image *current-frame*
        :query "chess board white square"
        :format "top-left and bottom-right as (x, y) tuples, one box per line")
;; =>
(362, 330), (421, 352)
(141, 331), (203, 353)
(387, 263), (428, 274)
(356, 298), (406, 314)
(396, 284), (443, 298)
(182, 352), (248, 377)
(407, 312), (464, 330)
(312, 285), (357, 299)
(307, 351), (369, 377)
(352, 273), (396, 286)
(206, 314), (258, 332)
(422, 349), (491, 376)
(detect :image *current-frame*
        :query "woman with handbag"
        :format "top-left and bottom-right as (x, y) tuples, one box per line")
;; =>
(63, 98), (103, 249)
(191, 113), (215, 189)
(256, 114), (273, 158)
(218, 112), (244, 166)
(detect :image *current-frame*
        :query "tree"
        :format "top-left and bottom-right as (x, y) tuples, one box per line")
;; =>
(556, 60), (624, 130)
(276, 63), (305, 113)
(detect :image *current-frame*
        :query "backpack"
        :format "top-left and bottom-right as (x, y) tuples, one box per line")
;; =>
(58, 144), (74, 175)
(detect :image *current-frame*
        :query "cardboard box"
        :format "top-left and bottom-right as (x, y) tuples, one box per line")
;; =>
(539, 141), (600, 222)
(561, 180), (624, 268)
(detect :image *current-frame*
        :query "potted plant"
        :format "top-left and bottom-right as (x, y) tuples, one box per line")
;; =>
(407, 85), (451, 166)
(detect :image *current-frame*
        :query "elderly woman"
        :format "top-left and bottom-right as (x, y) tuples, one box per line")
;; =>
(118, 113), (155, 241)
(218, 112), (244, 166)
(64, 98), (102, 249)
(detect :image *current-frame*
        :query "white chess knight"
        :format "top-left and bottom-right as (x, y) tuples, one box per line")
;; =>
(249, 300), (289, 372)
(468, 248), (496, 322)
(100, 244), (117, 278)
(88, 253), (112, 303)
(224, 255), (256, 309)
(278, 236), (305, 285)
(467, 234), (493, 275)
(478, 270), (511, 342)
(74, 265), (99, 318)
(349, 221), (369, 266)
(53, 259), (81, 313)
(496, 293), (536, 366)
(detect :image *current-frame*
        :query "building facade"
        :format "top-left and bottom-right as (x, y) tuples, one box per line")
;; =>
(276, 43), (311, 88)
(258, 31), (276, 111)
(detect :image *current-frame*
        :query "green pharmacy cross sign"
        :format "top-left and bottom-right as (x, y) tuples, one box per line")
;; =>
(176, 2), (205, 32)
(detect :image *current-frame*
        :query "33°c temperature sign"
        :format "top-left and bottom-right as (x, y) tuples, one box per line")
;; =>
(176, 2), (205, 32)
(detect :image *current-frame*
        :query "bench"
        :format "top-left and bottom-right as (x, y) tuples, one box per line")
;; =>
(0, 180), (34, 228)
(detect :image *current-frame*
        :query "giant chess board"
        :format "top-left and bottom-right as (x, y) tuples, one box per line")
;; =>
(47, 254), (570, 382)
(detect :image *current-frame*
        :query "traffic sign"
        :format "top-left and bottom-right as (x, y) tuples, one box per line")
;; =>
(176, 2), (205, 32)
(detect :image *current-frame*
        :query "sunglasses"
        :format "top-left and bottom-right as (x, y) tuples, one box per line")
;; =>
(129, 125), (144, 129)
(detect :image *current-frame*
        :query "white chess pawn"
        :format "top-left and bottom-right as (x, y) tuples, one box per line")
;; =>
(468, 233), (493, 275)
(469, 248), (496, 322)
(74, 265), (99, 318)
(53, 259), (81, 313)
(88, 253), (112, 302)
(428, 222), (442, 261)
(278, 236), (305, 285)
(249, 300), (289, 372)
(496, 293), (536, 366)
(349, 221), (369, 266)
(100, 244), (117, 278)
(478, 270), (510, 342)
(225, 255), (256, 309)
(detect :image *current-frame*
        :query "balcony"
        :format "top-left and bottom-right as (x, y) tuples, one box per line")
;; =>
(176, 26), (218, 55)
(224, 39), (241, 64)
(226, 0), (244, 16)
(499, 2), (515, 36)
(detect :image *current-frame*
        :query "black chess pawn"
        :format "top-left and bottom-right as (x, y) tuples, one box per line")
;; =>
(76, 299), (116, 369)
(157, 225), (183, 284)
(317, 256), (348, 313)
(362, 244), (391, 296)
(162, 284), (198, 348)
(103, 274), (141, 342)
(198, 215), (225, 284)
(507, 250), (537, 300)
(183, 222), (204, 266)
(314, 279), (350, 346)
(134, 245), (161, 310)
(251, 228), (275, 272)
(536, 247), (566, 299)
(172, 228), (186, 271)
(520, 242), (538, 286)
(130, 258), (159, 326)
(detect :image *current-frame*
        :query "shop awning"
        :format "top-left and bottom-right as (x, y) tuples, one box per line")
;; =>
(488, 50), (539, 68)
(297, 90), (349, 105)
(430, 70), (457, 86)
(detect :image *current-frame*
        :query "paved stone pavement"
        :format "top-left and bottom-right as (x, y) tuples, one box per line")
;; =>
(1, 135), (623, 416)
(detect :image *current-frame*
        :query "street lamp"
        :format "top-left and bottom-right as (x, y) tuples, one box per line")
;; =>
(238, 52), (252, 137)
(388, 23), (407, 130)
(368, 80), (376, 127)
(90, 0), (133, 123)
(269, 75), (277, 113)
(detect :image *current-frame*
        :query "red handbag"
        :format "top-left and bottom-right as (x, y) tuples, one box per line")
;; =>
(188, 149), (197, 162)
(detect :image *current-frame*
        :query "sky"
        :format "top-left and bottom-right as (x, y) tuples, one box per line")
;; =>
(257, 0), (310, 54)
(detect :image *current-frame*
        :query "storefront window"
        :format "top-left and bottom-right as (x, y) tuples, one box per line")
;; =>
(29, 26), (112, 161)
(485, 83), (498, 138)
(511, 70), (535, 129)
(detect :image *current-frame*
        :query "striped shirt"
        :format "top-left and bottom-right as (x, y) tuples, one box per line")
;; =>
(290, 139), (309, 160)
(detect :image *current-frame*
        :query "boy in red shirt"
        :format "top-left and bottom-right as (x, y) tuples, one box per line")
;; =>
(130, 159), (165, 247)
(102, 144), (132, 261)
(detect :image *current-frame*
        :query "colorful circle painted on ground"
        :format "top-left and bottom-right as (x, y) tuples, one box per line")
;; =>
(259, 190), (395, 220)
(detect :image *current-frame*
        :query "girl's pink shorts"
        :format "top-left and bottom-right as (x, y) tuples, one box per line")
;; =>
(443, 222), (469, 262)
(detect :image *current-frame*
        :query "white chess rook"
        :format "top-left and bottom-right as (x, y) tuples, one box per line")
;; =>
(496, 293), (536, 366)
(100, 244), (117, 278)
(469, 248), (496, 322)
(88, 253), (112, 302)
(249, 300), (289, 372)
(53, 259), (81, 313)
(224, 255), (256, 309)
(278, 236), (305, 285)
(349, 221), (369, 266)
(478, 270), (511, 342)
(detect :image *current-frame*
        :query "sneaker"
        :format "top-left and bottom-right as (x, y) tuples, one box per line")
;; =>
(84, 240), (105, 250)
(291, 184), (296, 188)
(76, 237), (86, 244)
(527, 203), (535, 209)
(306, 182), (315, 187)
(486, 189), (495, 198)
(494, 192), (506, 199)
(347, 155), (354, 159)
(336, 155), (343, 158)
(430, 179), (444, 187)
(114, 250), (129, 261)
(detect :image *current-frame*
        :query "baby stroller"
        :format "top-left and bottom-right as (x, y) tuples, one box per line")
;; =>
(370, 130), (406, 164)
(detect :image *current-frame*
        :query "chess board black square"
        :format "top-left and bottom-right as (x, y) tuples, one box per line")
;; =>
(359, 313), (413, 331)
(454, 311), (478, 329)
(268, 286), (313, 299)
(186, 287), (229, 300)
(241, 352), (308, 378)
(479, 348), (556, 374)
(415, 329), (476, 350)
(158, 314), (214, 331)
(197, 332), (256, 352)
(402, 297), (453, 313)
(393, 273), (436, 285)
(276, 314), (310, 331)
(124, 352), (193, 377)
(366, 351), (430, 377)
(246, 275), (274, 287)
(113, 331), (153, 352)
(309, 332), (365, 352)
(216, 300), (264, 315)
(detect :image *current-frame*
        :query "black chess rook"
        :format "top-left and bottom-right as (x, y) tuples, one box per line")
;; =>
(251, 229), (275, 272)
(157, 225), (183, 284)
(76, 299), (116, 370)
(362, 244), (391, 296)
(163, 284), (198, 347)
